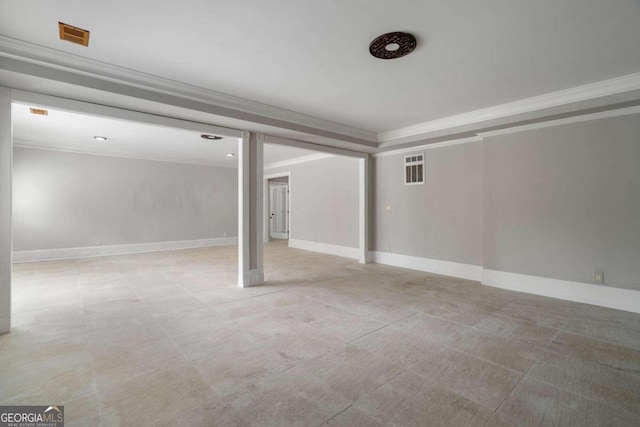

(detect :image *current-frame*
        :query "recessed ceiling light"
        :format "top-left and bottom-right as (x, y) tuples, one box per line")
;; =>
(29, 108), (48, 116)
(369, 32), (417, 59)
(201, 134), (223, 140)
(93, 136), (108, 142)
(226, 153), (235, 157)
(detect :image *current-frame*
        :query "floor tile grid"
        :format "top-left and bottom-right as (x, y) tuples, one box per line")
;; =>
(4, 243), (640, 426)
(95, 256), (238, 424)
(405, 282), (640, 376)
(497, 371), (640, 425)
(320, 284), (640, 425)
(486, 359), (539, 424)
(78, 264), (106, 427)
(118, 254), (639, 425)
(121, 256), (391, 425)
(348, 314), (528, 412)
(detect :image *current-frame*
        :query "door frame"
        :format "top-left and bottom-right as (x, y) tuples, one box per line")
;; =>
(268, 182), (289, 240)
(263, 172), (291, 243)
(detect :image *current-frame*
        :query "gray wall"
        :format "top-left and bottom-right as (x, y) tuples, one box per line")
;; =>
(373, 113), (640, 291)
(373, 142), (483, 266)
(484, 114), (640, 290)
(267, 155), (359, 248)
(13, 147), (238, 251)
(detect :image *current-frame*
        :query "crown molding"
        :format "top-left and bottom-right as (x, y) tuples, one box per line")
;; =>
(0, 36), (376, 143)
(14, 140), (339, 170)
(373, 104), (640, 157)
(264, 134), (369, 158)
(377, 72), (640, 144)
(478, 105), (640, 138)
(4, 37), (640, 150)
(13, 140), (238, 169)
(373, 136), (482, 158)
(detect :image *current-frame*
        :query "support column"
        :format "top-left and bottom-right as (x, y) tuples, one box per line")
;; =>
(359, 155), (371, 264)
(238, 132), (264, 287)
(0, 87), (12, 333)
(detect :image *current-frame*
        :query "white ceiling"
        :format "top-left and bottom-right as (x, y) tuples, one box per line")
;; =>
(1, 0), (639, 135)
(11, 104), (318, 167)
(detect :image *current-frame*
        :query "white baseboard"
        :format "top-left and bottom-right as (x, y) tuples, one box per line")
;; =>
(288, 239), (359, 260)
(13, 237), (238, 263)
(371, 251), (483, 281)
(0, 317), (10, 334)
(482, 269), (640, 314)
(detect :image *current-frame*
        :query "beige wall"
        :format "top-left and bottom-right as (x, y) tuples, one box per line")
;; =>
(373, 112), (640, 291)
(373, 141), (483, 266)
(266, 155), (360, 249)
(483, 113), (640, 290)
(13, 147), (238, 251)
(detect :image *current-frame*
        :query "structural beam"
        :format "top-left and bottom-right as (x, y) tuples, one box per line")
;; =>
(238, 132), (264, 287)
(0, 87), (11, 333)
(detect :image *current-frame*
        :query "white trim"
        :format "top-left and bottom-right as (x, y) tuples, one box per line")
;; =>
(358, 157), (370, 264)
(378, 72), (640, 143)
(288, 239), (359, 260)
(242, 270), (265, 287)
(264, 135), (369, 158)
(370, 251), (640, 313)
(482, 270), (640, 314)
(0, 317), (9, 334)
(238, 132), (251, 287)
(478, 105), (640, 138)
(373, 137), (482, 158)
(13, 141), (238, 169)
(371, 251), (482, 281)
(374, 105), (640, 157)
(0, 37), (376, 143)
(255, 133), (265, 285)
(264, 153), (334, 170)
(0, 86), (12, 335)
(237, 132), (264, 288)
(3, 37), (640, 148)
(13, 237), (238, 263)
(268, 183), (289, 239)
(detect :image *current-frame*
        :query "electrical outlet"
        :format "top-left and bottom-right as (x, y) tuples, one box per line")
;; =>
(385, 205), (392, 212)
(223, 232), (227, 237)
(594, 271), (604, 284)
(96, 239), (102, 246)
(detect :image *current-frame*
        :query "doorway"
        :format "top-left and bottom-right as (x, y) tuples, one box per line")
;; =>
(268, 179), (289, 240)
(264, 173), (290, 242)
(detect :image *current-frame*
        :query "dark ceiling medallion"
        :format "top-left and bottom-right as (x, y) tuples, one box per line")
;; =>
(369, 32), (417, 59)
(201, 134), (223, 140)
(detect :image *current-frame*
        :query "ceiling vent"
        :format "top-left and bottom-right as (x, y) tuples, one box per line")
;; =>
(404, 153), (425, 185)
(29, 108), (48, 116)
(58, 22), (90, 47)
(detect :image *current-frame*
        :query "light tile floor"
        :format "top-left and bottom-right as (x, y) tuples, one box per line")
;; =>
(1, 241), (639, 426)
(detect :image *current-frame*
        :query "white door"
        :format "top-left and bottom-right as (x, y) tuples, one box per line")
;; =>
(269, 184), (288, 239)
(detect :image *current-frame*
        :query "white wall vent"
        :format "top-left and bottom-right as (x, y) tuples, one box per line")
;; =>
(404, 153), (424, 185)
